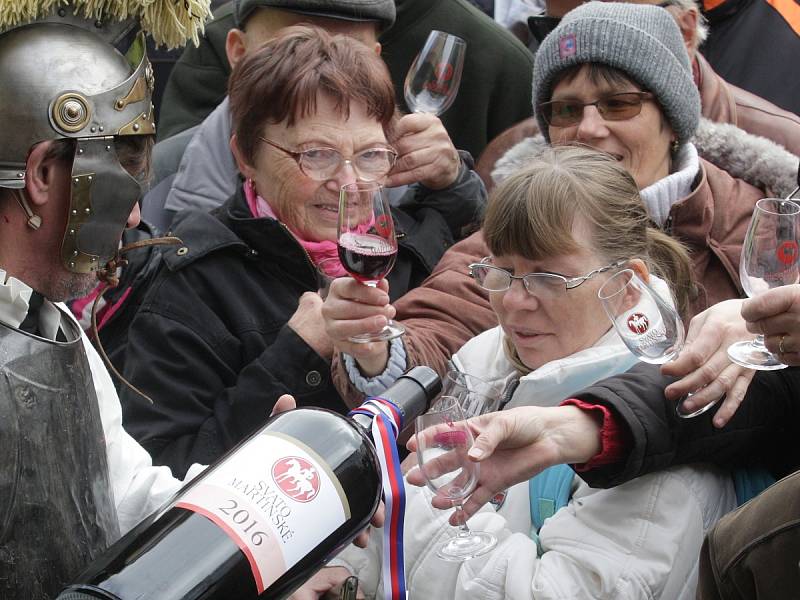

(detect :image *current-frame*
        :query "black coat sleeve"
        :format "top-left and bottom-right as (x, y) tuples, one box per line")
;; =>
(571, 363), (800, 488)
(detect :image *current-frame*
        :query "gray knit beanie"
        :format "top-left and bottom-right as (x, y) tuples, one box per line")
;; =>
(533, 2), (700, 144)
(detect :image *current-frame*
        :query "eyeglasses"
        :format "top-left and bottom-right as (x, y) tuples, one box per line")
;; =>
(537, 92), (654, 128)
(259, 137), (397, 182)
(469, 258), (626, 299)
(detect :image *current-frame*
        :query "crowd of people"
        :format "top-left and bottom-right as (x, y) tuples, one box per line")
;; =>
(1, 0), (799, 598)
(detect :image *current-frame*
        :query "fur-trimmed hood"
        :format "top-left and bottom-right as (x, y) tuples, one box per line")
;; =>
(492, 117), (800, 198)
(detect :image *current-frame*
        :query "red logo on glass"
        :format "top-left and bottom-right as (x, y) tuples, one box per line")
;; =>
(776, 241), (799, 266)
(627, 312), (650, 334)
(272, 457), (320, 503)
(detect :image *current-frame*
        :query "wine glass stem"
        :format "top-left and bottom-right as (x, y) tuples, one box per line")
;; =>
(753, 333), (768, 350)
(454, 502), (471, 536)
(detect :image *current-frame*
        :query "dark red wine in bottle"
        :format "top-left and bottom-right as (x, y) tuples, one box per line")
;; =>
(56, 367), (441, 600)
(337, 232), (397, 284)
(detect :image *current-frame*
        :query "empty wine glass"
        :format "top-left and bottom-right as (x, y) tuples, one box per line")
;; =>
(337, 181), (405, 343)
(404, 30), (466, 116)
(598, 269), (717, 418)
(443, 369), (502, 417)
(728, 198), (800, 370)
(415, 396), (497, 561)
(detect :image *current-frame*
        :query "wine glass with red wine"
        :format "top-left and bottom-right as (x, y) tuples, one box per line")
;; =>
(337, 181), (406, 343)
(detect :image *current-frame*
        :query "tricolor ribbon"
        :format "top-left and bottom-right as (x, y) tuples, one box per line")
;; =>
(349, 396), (406, 600)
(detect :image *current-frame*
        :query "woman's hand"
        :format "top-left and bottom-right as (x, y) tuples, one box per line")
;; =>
(406, 406), (602, 523)
(660, 299), (755, 427)
(742, 285), (800, 366)
(385, 113), (460, 190)
(288, 292), (334, 360)
(321, 278), (395, 376)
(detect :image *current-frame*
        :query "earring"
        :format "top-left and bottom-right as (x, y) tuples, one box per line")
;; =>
(671, 139), (680, 154)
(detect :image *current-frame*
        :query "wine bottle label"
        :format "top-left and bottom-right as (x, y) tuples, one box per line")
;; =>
(176, 431), (351, 593)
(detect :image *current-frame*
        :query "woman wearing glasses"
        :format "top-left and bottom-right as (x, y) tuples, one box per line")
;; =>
(116, 26), (485, 478)
(494, 1), (769, 319)
(315, 146), (734, 599)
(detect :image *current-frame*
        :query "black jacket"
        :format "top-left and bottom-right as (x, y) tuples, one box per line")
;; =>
(121, 183), (476, 477)
(571, 363), (800, 488)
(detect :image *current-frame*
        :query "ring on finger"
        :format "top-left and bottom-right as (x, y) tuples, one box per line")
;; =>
(779, 334), (788, 354)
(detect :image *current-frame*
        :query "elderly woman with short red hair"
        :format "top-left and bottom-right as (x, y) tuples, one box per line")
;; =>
(118, 25), (485, 478)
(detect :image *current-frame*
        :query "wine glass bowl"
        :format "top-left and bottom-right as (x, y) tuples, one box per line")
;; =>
(415, 396), (496, 561)
(728, 198), (800, 370)
(598, 269), (715, 418)
(598, 269), (685, 364)
(337, 181), (405, 343)
(403, 31), (466, 116)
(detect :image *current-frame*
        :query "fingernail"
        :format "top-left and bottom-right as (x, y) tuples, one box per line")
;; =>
(468, 447), (484, 459)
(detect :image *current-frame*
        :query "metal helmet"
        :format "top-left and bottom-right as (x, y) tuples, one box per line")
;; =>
(0, 5), (155, 273)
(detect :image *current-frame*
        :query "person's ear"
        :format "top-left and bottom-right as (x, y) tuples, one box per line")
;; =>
(230, 134), (257, 180)
(669, 7), (698, 59)
(373, 41), (381, 55)
(225, 28), (248, 67)
(628, 258), (650, 283)
(24, 141), (58, 209)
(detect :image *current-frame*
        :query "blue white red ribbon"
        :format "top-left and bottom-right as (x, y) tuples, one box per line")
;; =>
(349, 397), (406, 600)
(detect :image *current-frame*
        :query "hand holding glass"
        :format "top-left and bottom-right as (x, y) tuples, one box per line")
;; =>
(415, 396), (496, 561)
(598, 269), (716, 418)
(728, 198), (800, 370)
(337, 181), (405, 343)
(404, 30), (466, 116)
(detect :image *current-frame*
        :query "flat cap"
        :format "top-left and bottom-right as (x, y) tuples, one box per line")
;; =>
(235, 0), (396, 30)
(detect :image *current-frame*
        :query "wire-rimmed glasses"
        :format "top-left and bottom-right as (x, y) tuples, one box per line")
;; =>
(259, 137), (397, 182)
(469, 258), (626, 299)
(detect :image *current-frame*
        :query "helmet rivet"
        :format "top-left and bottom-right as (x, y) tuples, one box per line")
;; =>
(132, 123), (140, 132)
(16, 172), (23, 178)
(106, 145), (111, 151)
(77, 148), (84, 155)
(72, 251), (78, 257)
(73, 178), (79, 185)
(71, 209), (77, 215)
(115, 100), (124, 109)
(98, 126), (104, 132)
(57, 7), (66, 16)
(85, 208), (91, 214)
(90, 126), (97, 133)
(69, 229), (75, 236)
(94, 19), (103, 28)
(54, 94), (90, 132)
(87, 175), (93, 182)
(69, 262), (75, 269)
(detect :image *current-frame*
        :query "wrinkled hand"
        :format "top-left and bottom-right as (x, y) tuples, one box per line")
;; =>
(288, 566), (364, 600)
(288, 292), (334, 360)
(660, 299), (755, 427)
(385, 113), (460, 190)
(321, 278), (395, 375)
(741, 285), (800, 366)
(406, 406), (601, 524)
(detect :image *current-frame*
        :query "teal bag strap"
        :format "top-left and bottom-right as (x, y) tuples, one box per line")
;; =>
(529, 463), (574, 530)
(733, 466), (775, 506)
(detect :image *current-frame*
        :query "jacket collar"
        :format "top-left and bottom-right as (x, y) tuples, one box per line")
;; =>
(694, 53), (737, 125)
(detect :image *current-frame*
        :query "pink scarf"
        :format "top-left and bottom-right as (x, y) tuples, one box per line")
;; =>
(244, 180), (347, 277)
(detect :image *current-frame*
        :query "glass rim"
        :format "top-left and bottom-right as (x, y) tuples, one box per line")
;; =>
(429, 30), (467, 46)
(754, 198), (800, 215)
(340, 180), (384, 193)
(597, 268), (638, 301)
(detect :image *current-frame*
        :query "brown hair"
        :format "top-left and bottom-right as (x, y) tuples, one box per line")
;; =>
(228, 24), (396, 165)
(483, 145), (694, 317)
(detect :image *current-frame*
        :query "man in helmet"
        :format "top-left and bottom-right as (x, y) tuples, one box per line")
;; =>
(0, 4), (209, 597)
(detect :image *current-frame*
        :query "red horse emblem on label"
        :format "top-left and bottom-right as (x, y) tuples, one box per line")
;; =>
(272, 457), (320, 503)
(776, 241), (799, 266)
(627, 312), (650, 334)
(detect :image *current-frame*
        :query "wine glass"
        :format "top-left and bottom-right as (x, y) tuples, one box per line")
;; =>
(403, 30), (466, 116)
(728, 198), (800, 370)
(415, 396), (497, 561)
(443, 369), (502, 417)
(598, 269), (717, 418)
(337, 181), (405, 343)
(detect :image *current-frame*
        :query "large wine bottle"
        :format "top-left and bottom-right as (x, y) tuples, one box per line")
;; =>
(57, 367), (440, 600)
